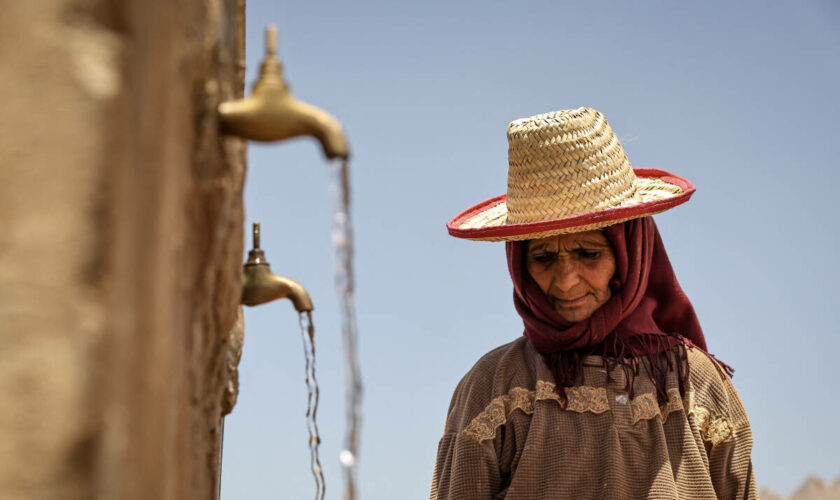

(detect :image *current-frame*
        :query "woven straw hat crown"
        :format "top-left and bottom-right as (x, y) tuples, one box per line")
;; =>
(506, 107), (639, 225)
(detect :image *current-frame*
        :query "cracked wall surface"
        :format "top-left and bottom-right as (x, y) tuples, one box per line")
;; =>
(0, 1), (246, 499)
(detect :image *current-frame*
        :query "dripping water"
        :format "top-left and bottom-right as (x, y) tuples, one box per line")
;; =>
(330, 158), (363, 500)
(299, 310), (325, 500)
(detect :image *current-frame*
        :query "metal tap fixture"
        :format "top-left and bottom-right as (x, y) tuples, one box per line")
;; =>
(241, 222), (313, 311)
(218, 25), (349, 160)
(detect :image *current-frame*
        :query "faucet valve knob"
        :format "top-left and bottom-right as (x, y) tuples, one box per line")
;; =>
(245, 221), (267, 265)
(266, 25), (278, 58)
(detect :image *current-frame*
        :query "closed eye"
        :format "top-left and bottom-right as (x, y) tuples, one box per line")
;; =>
(531, 252), (557, 264)
(575, 249), (600, 259)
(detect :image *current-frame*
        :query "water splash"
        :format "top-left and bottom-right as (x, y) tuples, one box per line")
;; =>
(298, 311), (325, 500)
(330, 158), (363, 500)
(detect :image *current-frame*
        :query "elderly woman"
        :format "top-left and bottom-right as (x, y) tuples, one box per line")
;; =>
(432, 108), (756, 499)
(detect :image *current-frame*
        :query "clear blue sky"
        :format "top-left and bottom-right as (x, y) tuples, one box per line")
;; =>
(220, 1), (840, 498)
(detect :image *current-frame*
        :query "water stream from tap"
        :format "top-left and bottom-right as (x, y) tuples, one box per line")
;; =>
(330, 158), (363, 500)
(298, 310), (325, 500)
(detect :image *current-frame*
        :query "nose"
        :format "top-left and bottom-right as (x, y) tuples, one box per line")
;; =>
(550, 257), (581, 293)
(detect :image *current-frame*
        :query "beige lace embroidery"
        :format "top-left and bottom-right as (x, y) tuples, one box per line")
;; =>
(462, 382), (606, 443)
(535, 380), (561, 401)
(660, 389), (685, 421)
(462, 382), (692, 443)
(629, 388), (684, 425)
(565, 385), (610, 414)
(692, 404), (733, 445)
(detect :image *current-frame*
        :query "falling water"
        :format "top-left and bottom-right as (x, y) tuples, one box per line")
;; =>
(298, 311), (325, 500)
(330, 158), (363, 500)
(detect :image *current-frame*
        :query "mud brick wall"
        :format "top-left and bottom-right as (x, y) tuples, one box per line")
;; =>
(0, 1), (246, 499)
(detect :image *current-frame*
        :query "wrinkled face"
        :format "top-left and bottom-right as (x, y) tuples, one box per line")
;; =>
(526, 230), (617, 323)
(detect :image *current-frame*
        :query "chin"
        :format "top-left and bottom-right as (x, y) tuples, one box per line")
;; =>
(555, 308), (593, 323)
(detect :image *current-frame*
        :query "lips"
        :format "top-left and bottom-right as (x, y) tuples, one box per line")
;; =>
(553, 295), (590, 308)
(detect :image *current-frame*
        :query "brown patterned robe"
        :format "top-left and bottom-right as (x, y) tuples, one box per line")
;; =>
(431, 337), (757, 500)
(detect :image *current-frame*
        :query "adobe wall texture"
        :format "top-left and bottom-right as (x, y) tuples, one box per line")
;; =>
(0, 1), (246, 499)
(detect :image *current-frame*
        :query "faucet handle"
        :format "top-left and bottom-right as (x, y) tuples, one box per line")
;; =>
(245, 222), (267, 265)
(266, 25), (278, 58)
(253, 222), (261, 250)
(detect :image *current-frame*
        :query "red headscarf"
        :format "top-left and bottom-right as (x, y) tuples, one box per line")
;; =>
(506, 217), (729, 402)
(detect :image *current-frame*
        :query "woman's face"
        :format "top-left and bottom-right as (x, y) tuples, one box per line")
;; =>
(526, 230), (617, 323)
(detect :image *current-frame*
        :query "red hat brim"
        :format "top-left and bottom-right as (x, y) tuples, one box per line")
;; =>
(447, 169), (695, 241)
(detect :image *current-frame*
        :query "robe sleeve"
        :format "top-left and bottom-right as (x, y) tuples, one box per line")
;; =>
(430, 432), (502, 500)
(430, 365), (505, 500)
(689, 349), (758, 500)
(706, 373), (758, 500)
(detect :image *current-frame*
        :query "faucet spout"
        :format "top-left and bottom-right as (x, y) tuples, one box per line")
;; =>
(242, 264), (314, 311)
(218, 25), (349, 159)
(241, 223), (314, 311)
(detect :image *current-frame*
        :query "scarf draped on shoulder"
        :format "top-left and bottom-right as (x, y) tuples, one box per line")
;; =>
(506, 217), (730, 402)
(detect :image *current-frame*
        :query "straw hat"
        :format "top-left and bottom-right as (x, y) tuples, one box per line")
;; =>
(447, 107), (695, 241)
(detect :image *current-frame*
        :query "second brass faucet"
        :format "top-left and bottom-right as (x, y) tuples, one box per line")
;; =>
(241, 223), (313, 312)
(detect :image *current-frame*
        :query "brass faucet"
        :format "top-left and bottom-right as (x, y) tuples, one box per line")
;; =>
(218, 25), (349, 159)
(241, 223), (313, 311)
